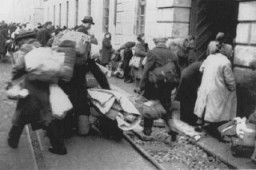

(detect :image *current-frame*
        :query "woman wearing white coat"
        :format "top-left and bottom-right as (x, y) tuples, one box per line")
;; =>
(194, 41), (237, 125)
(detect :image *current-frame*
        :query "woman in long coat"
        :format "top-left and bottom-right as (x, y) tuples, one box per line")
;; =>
(194, 42), (237, 124)
(101, 32), (112, 66)
(175, 61), (203, 126)
(0, 24), (9, 59)
(132, 34), (147, 85)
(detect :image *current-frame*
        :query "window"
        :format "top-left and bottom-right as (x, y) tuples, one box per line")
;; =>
(88, 0), (92, 16)
(47, 7), (49, 21)
(103, 0), (110, 32)
(66, 1), (69, 27)
(75, 0), (79, 26)
(53, 5), (56, 25)
(137, 0), (146, 34)
(59, 3), (62, 26)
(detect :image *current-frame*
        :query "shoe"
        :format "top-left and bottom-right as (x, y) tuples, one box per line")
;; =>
(168, 131), (178, 142)
(48, 147), (67, 155)
(143, 128), (152, 136)
(126, 79), (133, 83)
(8, 138), (18, 148)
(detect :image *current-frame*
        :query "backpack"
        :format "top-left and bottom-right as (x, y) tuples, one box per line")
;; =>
(148, 59), (179, 87)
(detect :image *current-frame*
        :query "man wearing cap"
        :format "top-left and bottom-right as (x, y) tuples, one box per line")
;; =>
(77, 16), (97, 45)
(139, 37), (180, 142)
(60, 16), (111, 137)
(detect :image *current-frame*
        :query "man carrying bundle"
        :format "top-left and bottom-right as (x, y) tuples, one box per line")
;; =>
(58, 16), (112, 137)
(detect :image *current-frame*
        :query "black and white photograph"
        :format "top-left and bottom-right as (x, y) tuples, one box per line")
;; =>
(0, 0), (256, 169)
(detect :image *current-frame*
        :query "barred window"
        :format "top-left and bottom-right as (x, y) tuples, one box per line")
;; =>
(88, 0), (92, 16)
(66, 1), (69, 27)
(103, 0), (110, 32)
(137, 0), (146, 35)
(75, 0), (79, 26)
(59, 3), (62, 26)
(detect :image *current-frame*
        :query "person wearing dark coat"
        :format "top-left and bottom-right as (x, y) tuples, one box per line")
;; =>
(175, 61), (203, 126)
(36, 21), (52, 47)
(0, 24), (9, 59)
(59, 16), (115, 138)
(132, 34), (147, 85)
(139, 37), (180, 141)
(7, 39), (67, 155)
(101, 32), (112, 66)
(123, 42), (136, 82)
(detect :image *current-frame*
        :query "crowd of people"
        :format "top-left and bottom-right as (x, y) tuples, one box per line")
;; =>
(5, 16), (118, 155)
(2, 14), (254, 158)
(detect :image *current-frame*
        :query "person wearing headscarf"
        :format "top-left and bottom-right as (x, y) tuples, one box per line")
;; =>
(123, 42), (136, 83)
(194, 40), (237, 128)
(0, 23), (9, 60)
(132, 33), (148, 86)
(101, 32), (112, 66)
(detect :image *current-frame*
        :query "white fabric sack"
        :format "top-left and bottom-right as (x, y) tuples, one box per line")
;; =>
(50, 84), (73, 119)
(25, 47), (65, 82)
(129, 56), (141, 68)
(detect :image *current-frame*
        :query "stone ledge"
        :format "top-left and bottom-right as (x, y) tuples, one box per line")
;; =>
(234, 45), (256, 66)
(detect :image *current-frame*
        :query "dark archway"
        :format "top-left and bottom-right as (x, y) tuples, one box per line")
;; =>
(189, 0), (239, 61)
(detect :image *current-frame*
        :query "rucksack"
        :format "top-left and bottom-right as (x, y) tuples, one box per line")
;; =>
(148, 59), (179, 87)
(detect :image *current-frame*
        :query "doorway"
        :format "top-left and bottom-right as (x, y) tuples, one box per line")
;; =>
(189, 0), (239, 60)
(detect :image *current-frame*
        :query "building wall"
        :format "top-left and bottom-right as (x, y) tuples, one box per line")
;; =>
(42, 0), (192, 49)
(12, 0), (44, 26)
(233, 0), (256, 117)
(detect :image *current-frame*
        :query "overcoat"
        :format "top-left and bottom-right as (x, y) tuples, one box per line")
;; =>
(194, 53), (237, 122)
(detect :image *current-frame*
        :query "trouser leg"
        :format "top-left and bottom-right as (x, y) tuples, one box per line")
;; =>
(8, 125), (25, 148)
(46, 120), (66, 154)
(160, 98), (178, 141)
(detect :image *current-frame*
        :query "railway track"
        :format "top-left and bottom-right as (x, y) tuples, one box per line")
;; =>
(27, 125), (165, 170)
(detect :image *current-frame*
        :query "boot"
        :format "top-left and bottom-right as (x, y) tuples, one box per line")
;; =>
(8, 125), (24, 148)
(77, 115), (90, 136)
(143, 118), (153, 136)
(47, 121), (67, 155)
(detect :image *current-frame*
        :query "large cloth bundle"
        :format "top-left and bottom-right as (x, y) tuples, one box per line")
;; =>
(138, 100), (166, 120)
(148, 61), (179, 87)
(88, 88), (141, 131)
(25, 47), (65, 82)
(52, 40), (76, 82)
(52, 30), (90, 55)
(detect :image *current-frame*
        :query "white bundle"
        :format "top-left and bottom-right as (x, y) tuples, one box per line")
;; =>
(49, 84), (73, 119)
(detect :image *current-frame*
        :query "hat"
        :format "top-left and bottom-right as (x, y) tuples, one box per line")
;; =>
(81, 16), (95, 25)
(153, 37), (168, 43)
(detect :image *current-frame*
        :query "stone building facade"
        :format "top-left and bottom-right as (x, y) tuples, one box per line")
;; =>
(42, 0), (256, 117)
(12, 0), (44, 25)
